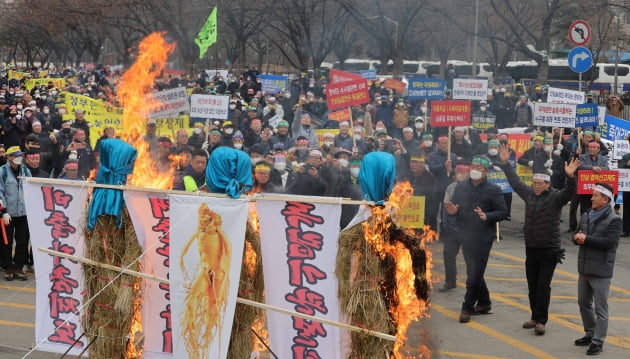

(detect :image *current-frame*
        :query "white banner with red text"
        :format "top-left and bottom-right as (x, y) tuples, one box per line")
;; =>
(24, 182), (89, 356)
(124, 191), (173, 358)
(257, 199), (344, 359)
(169, 195), (249, 359)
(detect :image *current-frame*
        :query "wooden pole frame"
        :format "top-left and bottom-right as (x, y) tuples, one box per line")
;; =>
(38, 248), (397, 343)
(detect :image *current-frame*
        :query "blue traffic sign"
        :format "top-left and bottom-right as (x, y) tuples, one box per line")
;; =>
(568, 47), (593, 73)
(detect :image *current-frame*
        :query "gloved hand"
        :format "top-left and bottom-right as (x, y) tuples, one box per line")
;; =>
(201, 141), (209, 150)
(544, 159), (553, 168)
(546, 169), (553, 176)
(528, 161), (534, 167)
(493, 166), (502, 172)
(556, 144), (563, 151)
(553, 149), (561, 156)
(2, 213), (11, 226)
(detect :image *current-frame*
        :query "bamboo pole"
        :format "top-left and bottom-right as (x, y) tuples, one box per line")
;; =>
(39, 248), (397, 343)
(23, 177), (376, 206)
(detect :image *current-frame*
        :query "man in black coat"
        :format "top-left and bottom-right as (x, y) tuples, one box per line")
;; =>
(499, 144), (580, 335)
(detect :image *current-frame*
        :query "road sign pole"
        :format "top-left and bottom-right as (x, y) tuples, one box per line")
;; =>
(579, 72), (582, 92)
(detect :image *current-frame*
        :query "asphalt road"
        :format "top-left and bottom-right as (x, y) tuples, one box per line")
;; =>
(2, 194), (630, 358)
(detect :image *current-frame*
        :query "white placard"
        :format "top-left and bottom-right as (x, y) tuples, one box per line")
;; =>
(533, 102), (577, 127)
(452, 78), (488, 101)
(149, 87), (190, 119)
(614, 139), (630, 160)
(190, 94), (229, 119)
(599, 105), (607, 125)
(547, 86), (586, 104)
(617, 168), (630, 191)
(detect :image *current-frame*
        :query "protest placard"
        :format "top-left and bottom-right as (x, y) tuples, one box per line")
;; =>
(325, 79), (370, 110)
(383, 78), (406, 94)
(575, 103), (599, 127)
(148, 87), (190, 119)
(577, 170), (619, 194)
(261, 74), (288, 94)
(452, 78), (488, 101)
(430, 100), (471, 127)
(547, 86), (585, 104)
(190, 94), (229, 119)
(533, 102), (576, 127)
(407, 77), (445, 100)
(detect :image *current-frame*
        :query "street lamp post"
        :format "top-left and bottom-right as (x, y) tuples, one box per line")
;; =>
(472, 0), (479, 79)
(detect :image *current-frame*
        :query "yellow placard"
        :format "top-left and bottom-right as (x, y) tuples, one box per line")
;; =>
(516, 164), (533, 186)
(314, 128), (340, 146)
(26, 78), (66, 91)
(399, 195), (425, 229)
(8, 70), (29, 81)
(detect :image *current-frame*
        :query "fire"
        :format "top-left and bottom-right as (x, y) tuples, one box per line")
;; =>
(251, 315), (269, 353)
(118, 32), (177, 189)
(248, 203), (260, 233)
(125, 270), (144, 358)
(362, 181), (436, 358)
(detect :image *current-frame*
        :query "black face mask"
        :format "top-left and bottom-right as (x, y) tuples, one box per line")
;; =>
(0, 156), (6, 166)
(499, 139), (508, 146)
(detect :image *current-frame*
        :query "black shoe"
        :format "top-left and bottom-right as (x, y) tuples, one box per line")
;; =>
(438, 283), (456, 292)
(575, 335), (593, 346)
(13, 270), (27, 281)
(459, 310), (471, 323)
(472, 305), (492, 315)
(586, 343), (603, 355)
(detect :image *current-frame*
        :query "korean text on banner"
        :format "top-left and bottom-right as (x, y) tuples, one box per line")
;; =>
(149, 87), (190, 119)
(325, 78), (370, 110)
(452, 78), (488, 101)
(430, 100), (471, 127)
(257, 199), (344, 359)
(124, 192), (174, 356)
(357, 69), (377, 81)
(575, 104), (599, 127)
(617, 169), (630, 191)
(598, 114), (630, 141)
(24, 182), (88, 356)
(329, 68), (365, 83)
(399, 196), (425, 228)
(261, 74), (288, 94)
(169, 195), (249, 359)
(190, 94), (229, 119)
(328, 108), (352, 123)
(487, 168), (513, 193)
(613, 139), (630, 160)
(407, 77), (445, 100)
(25, 78), (66, 91)
(472, 114), (496, 129)
(533, 102), (576, 128)
(547, 86), (586, 104)
(195, 6), (217, 59)
(577, 170), (619, 194)
(383, 78), (406, 94)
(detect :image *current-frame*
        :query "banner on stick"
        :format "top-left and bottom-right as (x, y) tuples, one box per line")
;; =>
(533, 102), (576, 128)
(430, 100), (471, 127)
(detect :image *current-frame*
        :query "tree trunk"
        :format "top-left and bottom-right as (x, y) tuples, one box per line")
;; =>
(535, 60), (549, 85)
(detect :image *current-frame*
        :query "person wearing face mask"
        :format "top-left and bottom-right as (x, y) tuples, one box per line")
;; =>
(231, 131), (248, 152)
(444, 155), (507, 323)
(474, 127), (498, 155)
(2, 105), (26, 149)
(398, 152), (438, 231)
(0, 146), (32, 281)
(335, 153), (363, 229)
(270, 120), (295, 150)
(51, 104), (66, 130)
(227, 100), (243, 129)
(401, 127), (420, 155)
(35, 105), (54, 132)
(374, 95), (394, 136)
(187, 122), (206, 149)
(70, 109), (91, 145)
(392, 98), (410, 140)
(499, 144), (580, 336)
(221, 121), (236, 146)
(334, 121), (353, 150)
(290, 136), (310, 163)
(269, 147), (297, 192)
(439, 160), (471, 292)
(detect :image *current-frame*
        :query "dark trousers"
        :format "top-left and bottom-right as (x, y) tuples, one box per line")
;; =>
(0, 216), (30, 271)
(623, 192), (630, 232)
(461, 238), (493, 312)
(525, 247), (559, 324)
(442, 229), (461, 285)
(503, 193), (513, 217)
(569, 192), (580, 230)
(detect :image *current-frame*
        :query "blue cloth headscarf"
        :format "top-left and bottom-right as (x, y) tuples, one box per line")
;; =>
(87, 139), (137, 230)
(206, 147), (252, 198)
(359, 152), (396, 205)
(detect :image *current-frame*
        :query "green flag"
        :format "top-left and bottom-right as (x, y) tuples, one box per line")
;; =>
(195, 7), (218, 59)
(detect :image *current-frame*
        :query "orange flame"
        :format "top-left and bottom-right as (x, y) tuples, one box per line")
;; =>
(118, 32), (177, 189)
(125, 273), (144, 358)
(362, 181), (436, 358)
(252, 315), (269, 353)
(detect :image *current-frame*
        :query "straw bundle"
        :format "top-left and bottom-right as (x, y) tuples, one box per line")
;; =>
(227, 220), (265, 359)
(82, 209), (143, 358)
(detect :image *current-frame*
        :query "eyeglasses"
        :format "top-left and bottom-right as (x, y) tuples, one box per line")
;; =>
(532, 181), (546, 187)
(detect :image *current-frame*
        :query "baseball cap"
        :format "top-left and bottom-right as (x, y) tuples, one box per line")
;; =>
(6, 146), (24, 156)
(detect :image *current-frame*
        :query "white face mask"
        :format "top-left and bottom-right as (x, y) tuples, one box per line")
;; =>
(229, 104), (236, 110)
(12, 156), (23, 165)
(544, 145), (553, 153)
(224, 128), (234, 135)
(69, 152), (78, 160)
(420, 106), (427, 113)
(353, 135), (362, 141)
(251, 157), (262, 165)
(285, 93), (291, 99)
(43, 108), (50, 114)
(350, 167), (360, 177)
(424, 140), (433, 147)
(375, 126), (385, 131)
(338, 159), (349, 168)
(194, 127), (202, 134)
(274, 162), (287, 171)
(234, 143), (243, 149)
(15, 114), (22, 120)
(51, 91), (58, 96)
(455, 173), (469, 182)
(58, 109), (66, 115)
(324, 141), (334, 147)
(16, 104), (23, 109)
(480, 106), (487, 111)
(415, 123), (424, 130)
(469, 169), (483, 180)
(488, 149), (499, 156)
